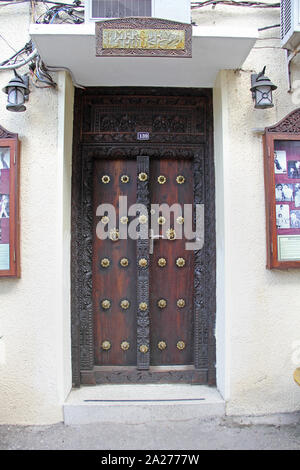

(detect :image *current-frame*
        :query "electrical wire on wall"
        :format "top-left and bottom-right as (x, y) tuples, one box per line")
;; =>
(29, 56), (57, 88)
(0, 0), (84, 24)
(0, 0), (284, 98)
(0, 0), (84, 90)
(191, 1), (280, 8)
(34, 0), (84, 24)
(0, 41), (38, 70)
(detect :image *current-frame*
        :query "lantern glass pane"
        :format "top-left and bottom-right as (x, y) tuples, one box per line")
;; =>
(7, 87), (24, 106)
(7, 86), (26, 112)
(255, 85), (273, 109)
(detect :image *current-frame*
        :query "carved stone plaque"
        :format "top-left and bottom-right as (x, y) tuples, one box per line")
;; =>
(96, 18), (192, 58)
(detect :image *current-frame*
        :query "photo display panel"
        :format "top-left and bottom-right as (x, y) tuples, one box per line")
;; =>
(274, 140), (300, 262)
(0, 147), (10, 271)
(0, 125), (20, 278)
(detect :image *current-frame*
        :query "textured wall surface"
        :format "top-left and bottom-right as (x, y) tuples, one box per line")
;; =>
(0, 2), (300, 424)
(199, 4), (300, 415)
(0, 4), (73, 424)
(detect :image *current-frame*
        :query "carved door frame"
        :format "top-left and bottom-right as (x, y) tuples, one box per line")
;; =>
(71, 88), (216, 387)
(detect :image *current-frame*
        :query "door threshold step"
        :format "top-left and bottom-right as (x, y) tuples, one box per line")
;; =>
(63, 385), (225, 424)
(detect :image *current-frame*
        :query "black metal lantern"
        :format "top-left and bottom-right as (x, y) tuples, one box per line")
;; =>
(250, 66), (277, 109)
(2, 72), (30, 112)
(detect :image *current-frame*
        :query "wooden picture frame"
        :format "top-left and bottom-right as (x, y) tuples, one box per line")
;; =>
(0, 125), (20, 277)
(263, 109), (300, 269)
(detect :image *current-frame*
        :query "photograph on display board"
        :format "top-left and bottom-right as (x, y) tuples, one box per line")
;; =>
(288, 160), (300, 179)
(290, 210), (300, 229)
(274, 150), (287, 174)
(276, 204), (290, 229)
(275, 183), (294, 202)
(0, 218), (9, 244)
(295, 184), (300, 207)
(0, 169), (9, 194)
(0, 148), (10, 169)
(0, 194), (9, 218)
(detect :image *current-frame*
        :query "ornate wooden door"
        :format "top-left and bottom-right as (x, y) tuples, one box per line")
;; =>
(71, 88), (216, 386)
(92, 156), (195, 371)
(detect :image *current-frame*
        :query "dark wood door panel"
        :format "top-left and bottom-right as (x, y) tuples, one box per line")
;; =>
(93, 159), (137, 365)
(149, 159), (194, 365)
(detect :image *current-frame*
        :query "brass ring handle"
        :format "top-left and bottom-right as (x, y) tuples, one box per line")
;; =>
(177, 341), (186, 350)
(109, 228), (119, 241)
(101, 175), (110, 184)
(176, 175), (185, 184)
(101, 299), (111, 310)
(166, 228), (176, 240)
(139, 258), (148, 268)
(158, 216), (166, 225)
(158, 341), (167, 350)
(176, 257), (186, 268)
(100, 258), (110, 268)
(139, 214), (148, 224)
(120, 258), (129, 267)
(101, 216), (109, 224)
(177, 298), (186, 308)
(139, 302), (148, 311)
(139, 345), (148, 354)
(138, 172), (148, 182)
(120, 216), (128, 224)
(101, 340), (111, 350)
(158, 299), (167, 309)
(158, 175), (167, 184)
(120, 299), (130, 310)
(158, 257), (167, 267)
(120, 175), (130, 183)
(121, 341), (130, 351)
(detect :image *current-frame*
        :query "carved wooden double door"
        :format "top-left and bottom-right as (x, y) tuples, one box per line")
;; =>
(71, 88), (216, 386)
(93, 156), (195, 372)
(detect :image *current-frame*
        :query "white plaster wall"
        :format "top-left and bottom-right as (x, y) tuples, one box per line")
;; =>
(1, 1), (300, 424)
(0, 4), (73, 424)
(194, 4), (300, 414)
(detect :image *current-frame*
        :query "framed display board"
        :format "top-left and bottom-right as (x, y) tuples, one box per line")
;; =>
(263, 108), (300, 269)
(0, 125), (20, 277)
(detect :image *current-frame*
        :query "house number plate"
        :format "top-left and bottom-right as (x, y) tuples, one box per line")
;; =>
(137, 132), (150, 141)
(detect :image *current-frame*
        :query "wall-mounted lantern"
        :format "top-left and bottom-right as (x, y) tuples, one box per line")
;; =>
(250, 66), (277, 109)
(2, 71), (30, 112)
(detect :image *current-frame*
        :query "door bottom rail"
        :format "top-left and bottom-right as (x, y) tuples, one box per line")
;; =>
(80, 366), (210, 385)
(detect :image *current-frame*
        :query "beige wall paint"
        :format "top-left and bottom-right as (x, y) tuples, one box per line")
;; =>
(0, 2), (300, 423)
(205, 5), (300, 414)
(0, 5), (73, 424)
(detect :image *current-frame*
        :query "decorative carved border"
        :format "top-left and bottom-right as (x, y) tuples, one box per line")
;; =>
(136, 156), (150, 369)
(266, 108), (300, 134)
(0, 124), (17, 139)
(263, 108), (300, 270)
(81, 368), (208, 385)
(71, 88), (216, 386)
(96, 17), (192, 58)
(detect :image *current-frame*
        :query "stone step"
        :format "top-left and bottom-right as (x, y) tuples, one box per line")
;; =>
(63, 384), (225, 425)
